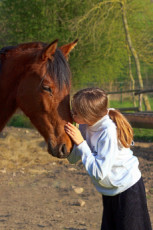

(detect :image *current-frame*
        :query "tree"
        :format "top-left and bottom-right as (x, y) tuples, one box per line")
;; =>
(69, 0), (153, 110)
(120, 1), (151, 110)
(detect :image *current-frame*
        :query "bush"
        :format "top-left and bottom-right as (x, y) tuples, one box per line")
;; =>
(7, 114), (33, 128)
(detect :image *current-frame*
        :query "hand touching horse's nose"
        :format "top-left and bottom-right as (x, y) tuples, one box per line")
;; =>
(65, 123), (84, 146)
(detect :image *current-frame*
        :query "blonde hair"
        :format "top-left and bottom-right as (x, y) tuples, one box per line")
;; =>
(72, 87), (133, 148)
(108, 109), (133, 148)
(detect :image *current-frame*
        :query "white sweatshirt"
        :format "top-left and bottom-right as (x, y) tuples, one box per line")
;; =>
(68, 115), (141, 196)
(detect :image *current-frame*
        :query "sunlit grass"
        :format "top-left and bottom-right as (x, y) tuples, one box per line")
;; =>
(133, 128), (153, 142)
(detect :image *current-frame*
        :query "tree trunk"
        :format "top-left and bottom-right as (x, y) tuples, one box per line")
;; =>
(121, 1), (151, 111)
(128, 54), (136, 107)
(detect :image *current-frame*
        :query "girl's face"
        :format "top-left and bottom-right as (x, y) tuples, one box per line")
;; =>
(73, 114), (86, 124)
(71, 110), (85, 124)
(71, 109), (93, 125)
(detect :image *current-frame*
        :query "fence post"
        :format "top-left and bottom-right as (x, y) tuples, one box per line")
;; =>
(107, 94), (110, 107)
(138, 94), (142, 111)
(120, 83), (123, 104)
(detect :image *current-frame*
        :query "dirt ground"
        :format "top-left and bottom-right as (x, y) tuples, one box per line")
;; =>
(0, 127), (152, 230)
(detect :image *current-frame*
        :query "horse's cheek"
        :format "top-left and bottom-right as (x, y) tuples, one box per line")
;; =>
(41, 94), (55, 114)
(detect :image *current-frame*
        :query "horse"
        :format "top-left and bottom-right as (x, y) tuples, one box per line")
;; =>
(0, 39), (78, 158)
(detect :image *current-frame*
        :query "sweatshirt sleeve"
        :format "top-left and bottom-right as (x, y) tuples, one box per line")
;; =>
(76, 128), (118, 180)
(67, 144), (82, 164)
(67, 124), (87, 164)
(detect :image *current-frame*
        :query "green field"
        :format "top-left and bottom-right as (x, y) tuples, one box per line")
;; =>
(109, 96), (153, 112)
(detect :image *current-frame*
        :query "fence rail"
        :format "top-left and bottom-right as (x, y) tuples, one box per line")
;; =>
(107, 89), (140, 95)
(107, 88), (153, 95)
(135, 89), (153, 95)
(123, 112), (153, 129)
(118, 107), (139, 112)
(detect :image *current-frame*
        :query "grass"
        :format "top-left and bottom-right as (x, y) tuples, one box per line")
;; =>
(109, 96), (153, 111)
(133, 128), (153, 142)
(110, 100), (134, 110)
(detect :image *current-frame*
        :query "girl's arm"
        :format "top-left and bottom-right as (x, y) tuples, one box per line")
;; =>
(67, 144), (82, 164)
(65, 123), (117, 181)
(79, 130), (117, 180)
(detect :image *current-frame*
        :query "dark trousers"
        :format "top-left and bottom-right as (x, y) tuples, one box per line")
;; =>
(101, 178), (152, 230)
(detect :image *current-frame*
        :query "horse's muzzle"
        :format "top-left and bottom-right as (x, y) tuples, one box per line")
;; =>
(48, 141), (70, 158)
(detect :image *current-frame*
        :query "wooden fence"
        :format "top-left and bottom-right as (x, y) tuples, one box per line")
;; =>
(107, 88), (153, 129)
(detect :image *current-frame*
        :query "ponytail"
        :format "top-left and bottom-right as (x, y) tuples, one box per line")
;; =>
(108, 109), (133, 148)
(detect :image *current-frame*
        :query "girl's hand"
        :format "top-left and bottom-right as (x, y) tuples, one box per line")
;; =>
(65, 122), (84, 145)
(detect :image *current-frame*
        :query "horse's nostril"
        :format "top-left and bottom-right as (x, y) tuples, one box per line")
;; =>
(59, 144), (67, 158)
(62, 144), (67, 155)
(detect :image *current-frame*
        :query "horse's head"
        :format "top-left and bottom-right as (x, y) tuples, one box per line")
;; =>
(16, 39), (78, 158)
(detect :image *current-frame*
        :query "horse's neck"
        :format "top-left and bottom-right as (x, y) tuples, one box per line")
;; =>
(0, 51), (33, 131)
(0, 72), (19, 131)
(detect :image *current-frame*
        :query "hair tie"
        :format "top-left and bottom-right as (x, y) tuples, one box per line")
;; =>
(107, 108), (115, 115)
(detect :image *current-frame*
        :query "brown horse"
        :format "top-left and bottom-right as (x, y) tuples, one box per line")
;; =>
(0, 39), (78, 158)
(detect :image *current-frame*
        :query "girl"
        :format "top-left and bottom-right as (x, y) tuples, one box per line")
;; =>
(65, 87), (152, 230)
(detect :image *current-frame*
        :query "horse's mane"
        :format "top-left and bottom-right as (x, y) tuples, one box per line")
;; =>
(0, 45), (17, 54)
(0, 42), (46, 72)
(0, 42), (46, 54)
(0, 42), (71, 90)
(0, 46), (16, 72)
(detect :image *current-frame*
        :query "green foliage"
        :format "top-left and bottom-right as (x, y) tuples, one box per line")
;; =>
(7, 114), (33, 128)
(0, 0), (42, 44)
(127, 0), (153, 63)
(68, 0), (153, 88)
(68, 0), (128, 87)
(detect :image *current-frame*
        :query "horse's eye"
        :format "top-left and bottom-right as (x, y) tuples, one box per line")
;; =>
(42, 85), (52, 95)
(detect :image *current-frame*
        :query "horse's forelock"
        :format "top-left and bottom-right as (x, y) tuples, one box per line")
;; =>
(46, 49), (71, 90)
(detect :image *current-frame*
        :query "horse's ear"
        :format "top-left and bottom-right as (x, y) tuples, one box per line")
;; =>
(42, 39), (58, 61)
(60, 39), (78, 60)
